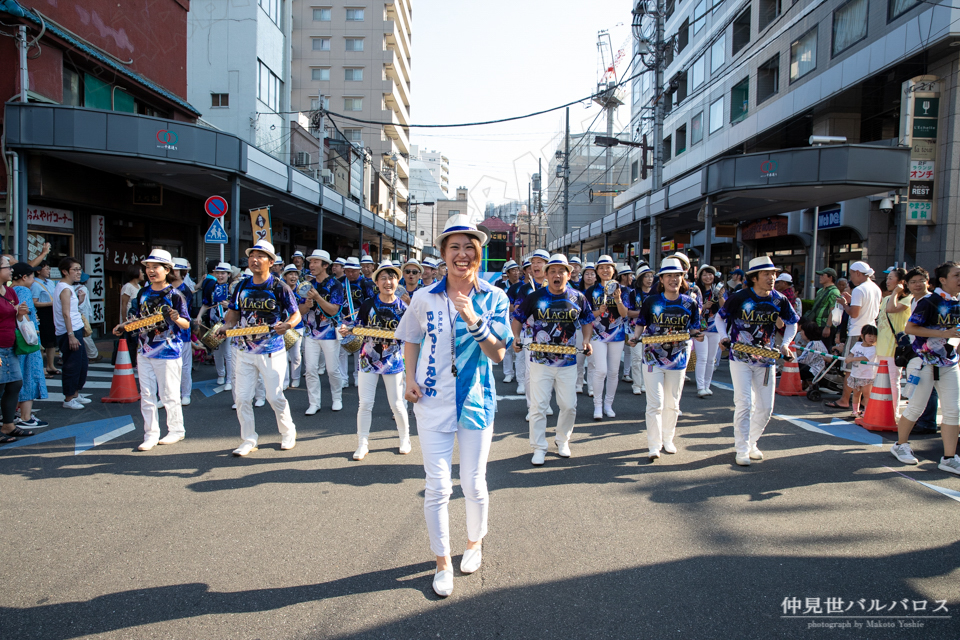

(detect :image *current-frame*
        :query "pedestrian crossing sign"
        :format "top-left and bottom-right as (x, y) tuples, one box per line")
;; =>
(205, 218), (228, 244)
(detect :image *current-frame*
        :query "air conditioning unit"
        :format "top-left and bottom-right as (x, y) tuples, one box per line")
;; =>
(321, 169), (334, 185)
(294, 151), (311, 167)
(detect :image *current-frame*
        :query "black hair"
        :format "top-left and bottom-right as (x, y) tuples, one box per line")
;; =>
(126, 265), (143, 282)
(695, 268), (717, 291)
(859, 324), (878, 337)
(935, 261), (959, 288)
(206, 258), (219, 274)
(905, 266), (929, 284)
(58, 257), (80, 274)
(801, 321), (820, 341)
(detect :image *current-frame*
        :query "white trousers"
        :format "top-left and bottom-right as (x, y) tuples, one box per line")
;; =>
(339, 346), (360, 386)
(420, 425), (495, 557)
(879, 356), (901, 417)
(229, 345), (263, 403)
(591, 340), (625, 408)
(139, 357), (184, 443)
(729, 360), (776, 454)
(694, 332), (723, 390)
(575, 332), (586, 387)
(235, 349), (296, 447)
(213, 339), (233, 380)
(642, 365), (684, 452)
(180, 343), (192, 398)
(357, 370), (409, 445)
(503, 345), (516, 379)
(285, 328), (303, 387)
(529, 362), (577, 452)
(631, 343), (645, 392)
(623, 344), (632, 378)
(304, 338), (343, 407)
(83, 335), (99, 359)
(521, 349), (532, 406)
(902, 361), (960, 423)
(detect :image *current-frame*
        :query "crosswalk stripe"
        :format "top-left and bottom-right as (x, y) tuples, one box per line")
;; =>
(43, 379), (113, 389)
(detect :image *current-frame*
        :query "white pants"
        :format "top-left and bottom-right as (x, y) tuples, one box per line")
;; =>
(213, 339), (233, 380)
(902, 361), (960, 423)
(83, 335), (99, 359)
(694, 332), (723, 390)
(420, 425), (495, 557)
(729, 360), (776, 454)
(642, 365), (684, 452)
(285, 328), (303, 388)
(591, 340), (625, 408)
(623, 344), (632, 378)
(139, 357), (184, 443)
(503, 345), (516, 379)
(879, 356), (901, 416)
(357, 370), (409, 445)
(235, 349), (296, 447)
(575, 332), (586, 387)
(304, 338), (343, 407)
(529, 362), (577, 452)
(180, 343), (192, 399)
(515, 343), (528, 390)
(230, 345), (264, 403)
(631, 343), (645, 392)
(339, 346), (360, 386)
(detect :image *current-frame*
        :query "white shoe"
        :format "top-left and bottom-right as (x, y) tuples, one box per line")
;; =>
(181, 396), (191, 406)
(587, 386), (594, 397)
(75, 396), (92, 404)
(749, 445), (764, 460)
(890, 442), (919, 465)
(663, 441), (677, 454)
(697, 388), (709, 398)
(291, 379), (300, 388)
(516, 384), (525, 395)
(353, 444), (369, 460)
(705, 388), (713, 396)
(503, 374), (514, 384)
(224, 382), (232, 391)
(649, 449), (661, 459)
(525, 412), (531, 421)
(557, 442), (571, 458)
(622, 375), (633, 383)
(399, 439), (412, 455)
(603, 404), (616, 418)
(593, 406), (603, 421)
(546, 406), (554, 416)
(460, 548), (482, 574)
(735, 453), (752, 466)
(233, 442), (257, 457)
(318, 366), (326, 376)
(158, 433), (184, 445)
(217, 376), (225, 385)
(684, 375), (691, 382)
(577, 385), (583, 394)
(231, 403), (237, 410)
(254, 398), (265, 407)
(332, 400), (343, 411)
(63, 398), (84, 410)
(138, 440), (158, 451)
(433, 569), (454, 597)
(280, 436), (296, 450)
(531, 449), (546, 466)
(633, 387), (643, 395)
(305, 405), (319, 416)
(939, 455), (960, 475)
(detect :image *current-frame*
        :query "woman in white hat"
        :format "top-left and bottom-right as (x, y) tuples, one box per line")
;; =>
(195, 261), (234, 390)
(693, 265), (725, 397)
(395, 214), (512, 598)
(340, 260), (411, 460)
(631, 258), (703, 459)
(577, 261), (597, 392)
(112, 250), (191, 450)
(170, 259), (195, 406)
(630, 264), (656, 395)
(585, 255), (638, 420)
(717, 256), (798, 466)
(617, 265), (636, 384)
(282, 264), (306, 389)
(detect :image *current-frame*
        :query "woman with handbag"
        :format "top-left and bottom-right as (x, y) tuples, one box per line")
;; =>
(11, 263), (48, 429)
(878, 268), (910, 417)
(0, 256), (35, 442)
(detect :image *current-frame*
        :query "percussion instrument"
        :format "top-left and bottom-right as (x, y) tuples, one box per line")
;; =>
(122, 305), (171, 333)
(200, 322), (225, 350)
(525, 343), (581, 355)
(283, 328), (301, 351)
(224, 323), (273, 339)
(731, 342), (787, 360)
(641, 332), (691, 344)
(350, 327), (397, 341)
(602, 280), (620, 307)
(297, 281), (314, 299)
(340, 332), (363, 353)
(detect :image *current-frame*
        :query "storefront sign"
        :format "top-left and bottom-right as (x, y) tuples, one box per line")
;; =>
(910, 159), (934, 180)
(714, 223), (737, 238)
(26, 206), (73, 230)
(91, 215), (105, 253)
(105, 243), (149, 270)
(817, 208), (841, 230)
(90, 301), (105, 325)
(909, 181), (934, 200)
(133, 183), (163, 206)
(741, 216), (788, 241)
(661, 240), (675, 253)
(249, 207), (272, 244)
(902, 76), (939, 225)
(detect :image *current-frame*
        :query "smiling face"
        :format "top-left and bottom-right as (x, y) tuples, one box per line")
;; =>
(596, 264), (615, 283)
(215, 271), (230, 284)
(907, 274), (928, 297)
(700, 271), (715, 286)
(144, 262), (171, 285)
(661, 272), (682, 295)
(441, 234), (480, 280)
(546, 264), (570, 293)
(283, 272), (299, 288)
(376, 270), (399, 295)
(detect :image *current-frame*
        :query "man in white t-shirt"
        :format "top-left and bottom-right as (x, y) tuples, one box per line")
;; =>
(825, 261), (882, 411)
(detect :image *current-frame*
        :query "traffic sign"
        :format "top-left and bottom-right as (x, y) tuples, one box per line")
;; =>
(204, 195), (228, 218)
(205, 218), (228, 244)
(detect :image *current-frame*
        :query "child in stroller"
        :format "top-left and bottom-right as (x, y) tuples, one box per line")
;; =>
(796, 321), (845, 400)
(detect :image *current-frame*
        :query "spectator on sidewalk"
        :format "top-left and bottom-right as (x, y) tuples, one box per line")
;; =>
(54, 258), (89, 411)
(11, 262), (48, 429)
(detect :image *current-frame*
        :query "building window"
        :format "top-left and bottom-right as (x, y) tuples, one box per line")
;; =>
(664, 135), (672, 162)
(313, 7), (331, 21)
(345, 38), (364, 52)
(312, 38), (331, 51)
(642, 71), (651, 94)
(709, 97), (724, 133)
(758, 0), (780, 31)
(344, 97), (363, 111)
(731, 78), (749, 123)
(677, 18), (690, 52)
(631, 160), (639, 182)
(757, 55), (779, 103)
(710, 34), (725, 73)
(675, 71), (688, 104)
(344, 68), (364, 81)
(713, 0), (724, 12)
(257, 60), (281, 112)
(211, 93), (229, 108)
(665, 0), (676, 19)
(833, 0), (869, 56)
(63, 67), (81, 106)
(790, 27), (817, 82)
(691, 111), (704, 145)
(676, 124), (687, 155)
(694, 0), (707, 33)
(732, 8), (751, 56)
(692, 55), (705, 88)
(344, 128), (362, 141)
(312, 68), (330, 81)
(345, 8), (365, 21)
(889, 0), (920, 21)
(258, 0), (279, 24)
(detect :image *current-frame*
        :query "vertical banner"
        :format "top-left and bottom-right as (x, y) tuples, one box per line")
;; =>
(249, 206), (272, 244)
(90, 215), (105, 253)
(84, 253), (105, 326)
(900, 76), (940, 225)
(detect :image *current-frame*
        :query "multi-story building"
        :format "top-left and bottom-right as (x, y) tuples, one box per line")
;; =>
(551, 0), (955, 294)
(291, 0), (412, 219)
(408, 144), (449, 205)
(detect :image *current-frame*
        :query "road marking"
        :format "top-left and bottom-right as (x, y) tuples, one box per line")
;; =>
(0, 416), (135, 455)
(884, 467), (960, 504)
(710, 381), (733, 391)
(497, 395), (526, 401)
(774, 414), (884, 447)
(43, 379), (113, 389)
(193, 379), (228, 397)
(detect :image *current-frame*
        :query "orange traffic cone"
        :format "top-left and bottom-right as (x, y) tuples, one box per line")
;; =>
(776, 359), (805, 396)
(856, 360), (897, 431)
(102, 338), (140, 403)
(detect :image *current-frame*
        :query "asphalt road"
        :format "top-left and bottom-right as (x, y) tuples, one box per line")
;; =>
(1, 356), (958, 639)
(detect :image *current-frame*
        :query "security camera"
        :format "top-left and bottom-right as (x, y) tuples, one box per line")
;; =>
(879, 197), (894, 213)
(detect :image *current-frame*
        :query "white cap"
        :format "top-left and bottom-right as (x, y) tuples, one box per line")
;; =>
(849, 261), (875, 276)
(776, 273), (793, 283)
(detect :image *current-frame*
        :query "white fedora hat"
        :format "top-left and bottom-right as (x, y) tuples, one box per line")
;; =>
(246, 241), (278, 263)
(434, 214), (488, 248)
(746, 256), (780, 274)
(307, 249), (332, 264)
(373, 260), (402, 280)
(545, 254), (572, 273)
(657, 257), (686, 276)
(142, 249), (174, 267)
(344, 257), (361, 270)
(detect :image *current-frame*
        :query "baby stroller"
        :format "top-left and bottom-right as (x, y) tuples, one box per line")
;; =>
(801, 355), (844, 402)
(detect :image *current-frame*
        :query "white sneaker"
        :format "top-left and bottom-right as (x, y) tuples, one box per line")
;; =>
(587, 386), (594, 397)
(224, 382), (232, 391)
(684, 375), (691, 383)
(546, 406), (554, 416)
(332, 400), (343, 411)
(280, 436), (296, 451)
(735, 453), (752, 466)
(353, 444), (369, 460)
(399, 439), (412, 455)
(633, 387), (643, 395)
(603, 404), (616, 418)
(318, 366), (326, 376)
(433, 569), (454, 597)
(291, 379), (300, 388)
(622, 375), (633, 383)
(181, 396), (191, 406)
(697, 388), (709, 398)
(516, 384), (525, 395)
(158, 433), (184, 445)
(254, 398), (265, 407)
(593, 406), (603, 421)
(232, 442), (257, 457)
(75, 396), (92, 404)
(231, 403), (237, 410)
(577, 385), (583, 394)
(460, 548), (482, 574)
(305, 405), (319, 416)
(663, 441), (677, 454)
(648, 449), (661, 459)
(217, 376), (225, 385)
(749, 445), (764, 460)
(557, 442), (572, 458)
(503, 374), (514, 384)
(525, 412), (531, 422)
(138, 440), (158, 451)
(62, 398), (84, 410)
(531, 449), (546, 466)
(705, 388), (714, 396)
(890, 442), (919, 465)
(938, 455), (960, 475)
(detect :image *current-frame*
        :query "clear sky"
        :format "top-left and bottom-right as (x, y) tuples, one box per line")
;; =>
(409, 1), (632, 216)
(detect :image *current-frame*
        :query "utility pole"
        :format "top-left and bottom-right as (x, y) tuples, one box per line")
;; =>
(313, 94), (326, 182)
(595, 31), (623, 219)
(564, 107), (570, 238)
(652, 0), (664, 192)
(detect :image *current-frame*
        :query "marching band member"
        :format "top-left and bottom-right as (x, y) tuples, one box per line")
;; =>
(498, 260), (521, 383)
(578, 261), (597, 393)
(569, 256), (583, 288)
(171, 259), (194, 405)
(399, 258), (422, 304)
(586, 255), (638, 420)
(618, 265), (636, 384)
(341, 260), (411, 460)
(332, 257), (346, 281)
(195, 261), (233, 390)
(291, 251), (308, 279)
(515, 249), (550, 414)
(300, 250), (345, 414)
(506, 259), (532, 391)
(271, 256), (284, 276)
(631, 258), (702, 459)
(717, 256), (798, 466)
(437, 260), (447, 280)
(217, 241), (301, 457)
(282, 265), (305, 389)
(630, 264), (655, 395)
(360, 254), (376, 279)
(112, 250), (191, 451)
(340, 257), (377, 388)
(694, 265), (725, 397)
(512, 254), (593, 465)
(395, 215), (511, 598)
(421, 258), (438, 286)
